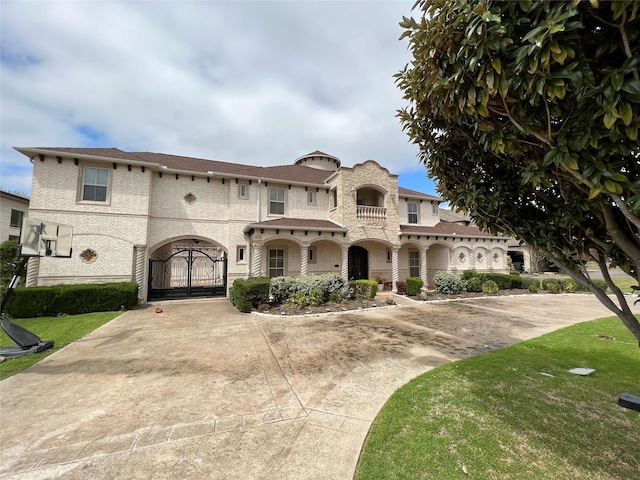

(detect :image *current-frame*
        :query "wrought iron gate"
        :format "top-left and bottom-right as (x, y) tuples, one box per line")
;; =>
(148, 244), (227, 299)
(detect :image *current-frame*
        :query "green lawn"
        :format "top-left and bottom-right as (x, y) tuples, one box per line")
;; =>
(356, 316), (640, 480)
(0, 312), (121, 380)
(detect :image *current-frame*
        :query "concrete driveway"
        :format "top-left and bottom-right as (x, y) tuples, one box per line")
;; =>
(1, 294), (638, 479)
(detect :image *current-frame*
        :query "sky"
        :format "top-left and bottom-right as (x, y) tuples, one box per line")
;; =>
(0, 0), (439, 198)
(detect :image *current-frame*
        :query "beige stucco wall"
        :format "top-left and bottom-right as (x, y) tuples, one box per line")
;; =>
(28, 157), (151, 286)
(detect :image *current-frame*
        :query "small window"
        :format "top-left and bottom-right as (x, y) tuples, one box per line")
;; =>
(238, 183), (248, 199)
(408, 202), (418, 224)
(82, 166), (109, 202)
(8, 235), (20, 242)
(237, 246), (246, 263)
(386, 249), (392, 263)
(268, 249), (285, 277)
(308, 247), (317, 263)
(432, 203), (438, 215)
(409, 250), (420, 278)
(269, 187), (285, 215)
(10, 209), (23, 228)
(331, 189), (338, 209)
(308, 191), (316, 205)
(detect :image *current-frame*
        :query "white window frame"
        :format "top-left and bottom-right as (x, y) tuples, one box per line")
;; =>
(269, 187), (285, 215)
(308, 246), (317, 264)
(408, 202), (418, 224)
(409, 250), (420, 278)
(238, 183), (248, 199)
(331, 189), (338, 209)
(268, 248), (285, 278)
(79, 165), (110, 203)
(432, 203), (438, 215)
(386, 249), (392, 263)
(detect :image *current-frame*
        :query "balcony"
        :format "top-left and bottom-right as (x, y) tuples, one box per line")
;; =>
(357, 205), (387, 221)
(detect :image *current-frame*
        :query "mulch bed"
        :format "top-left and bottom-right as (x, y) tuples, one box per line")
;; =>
(258, 289), (535, 316)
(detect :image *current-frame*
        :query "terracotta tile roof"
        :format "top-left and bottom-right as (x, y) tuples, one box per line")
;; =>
(400, 222), (497, 237)
(398, 187), (441, 201)
(246, 218), (346, 231)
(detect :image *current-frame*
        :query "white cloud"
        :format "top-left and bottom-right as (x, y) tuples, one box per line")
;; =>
(0, 0), (429, 196)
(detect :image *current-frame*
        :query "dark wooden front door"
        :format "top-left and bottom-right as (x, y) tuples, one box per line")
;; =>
(348, 246), (368, 280)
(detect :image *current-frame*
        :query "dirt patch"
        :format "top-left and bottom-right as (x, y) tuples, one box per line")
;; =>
(258, 297), (396, 316)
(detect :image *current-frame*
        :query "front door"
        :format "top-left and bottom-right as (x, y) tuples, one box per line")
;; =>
(348, 245), (368, 280)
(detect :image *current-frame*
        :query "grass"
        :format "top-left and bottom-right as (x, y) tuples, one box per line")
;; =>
(356, 316), (640, 480)
(611, 275), (638, 294)
(0, 312), (121, 380)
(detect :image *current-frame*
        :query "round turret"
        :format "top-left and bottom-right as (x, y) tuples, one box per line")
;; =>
(294, 151), (341, 171)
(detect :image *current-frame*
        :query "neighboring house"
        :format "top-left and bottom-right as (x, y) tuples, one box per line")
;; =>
(15, 147), (511, 301)
(0, 190), (29, 243)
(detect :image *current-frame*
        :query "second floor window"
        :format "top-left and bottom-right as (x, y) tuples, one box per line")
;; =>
(82, 166), (109, 202)
(238, 183), (248, 199)
(10, 209), (23, 228)
(269, 187), (285, 215)
(408, 202), (418, 224)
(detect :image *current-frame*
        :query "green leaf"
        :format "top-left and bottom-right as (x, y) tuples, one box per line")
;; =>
(588, 186), (602, 200)
(621, 79), (640, 95)
(611, 72), (624, 91)
(603, 112), (616, 129)
(625, 125), (638, 141)
(491, 57), (502, 74)
(618, 102), (633, 126)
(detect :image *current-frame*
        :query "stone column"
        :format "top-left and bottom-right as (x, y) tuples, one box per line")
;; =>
(26, 256), (40, 287)
(300, 244), (309, 276)
(252, 241), (263, 277)
(391, 247), (399, 293)
(340, 245), (349, 281)
(133, 245), (147, 302)
(420, 246), (428, 288)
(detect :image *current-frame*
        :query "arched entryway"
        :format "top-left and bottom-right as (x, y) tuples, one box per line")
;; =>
(348, 245), (369, 280)
(148, 239), (227, 299)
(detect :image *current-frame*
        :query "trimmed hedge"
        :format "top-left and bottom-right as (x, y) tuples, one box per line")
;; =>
(352, 280), (377, 299)
(406, 277), (423, 296)
(5, 282), (138, 318)
(231, 277), (270, 313)
(270, 274), (348, 305)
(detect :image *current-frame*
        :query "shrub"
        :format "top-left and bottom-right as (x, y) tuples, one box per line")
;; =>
(545, 281), (562, 294)
(308, 289), (324, 307)
(287, 291), (309, 308)
(562, 280), (578, 292)
(461, 270), (478, 281)
(465, 275), (487, 292)
(406, 277), (424, 296)
(5, 282), (138, 318)
(231, 277), (270, 312)
(521, 278), (540, 290)
(528, 283), (540, 293)
(270, 273), (348, 304)
(482, 280), (499, 294)
(0, 240), (22, 296)
(484, 273), (515, 290)
(355, 280), (377, 299)
(434, 272), (466, 294)
(396, 281), (407, 295)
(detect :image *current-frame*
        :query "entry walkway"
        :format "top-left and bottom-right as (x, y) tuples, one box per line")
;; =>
(1, 295), (637, 479)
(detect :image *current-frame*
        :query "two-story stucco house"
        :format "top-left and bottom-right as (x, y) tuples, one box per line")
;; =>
(15, 147), (510, 302)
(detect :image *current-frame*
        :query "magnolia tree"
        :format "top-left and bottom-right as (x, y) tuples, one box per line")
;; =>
(396, 0), (640, 343)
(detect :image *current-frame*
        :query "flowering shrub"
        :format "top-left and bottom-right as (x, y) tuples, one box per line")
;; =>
(434, 272), (467, 294)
